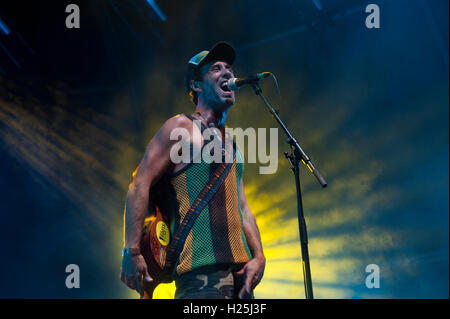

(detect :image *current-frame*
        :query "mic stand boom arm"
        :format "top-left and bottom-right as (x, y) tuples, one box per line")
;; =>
(251, 83), (327, 300)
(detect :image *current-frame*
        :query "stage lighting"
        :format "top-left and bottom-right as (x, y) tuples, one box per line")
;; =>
(146, 0), (166, 22)
(312, 0), (323, 11)
(0, 16), (11, 35)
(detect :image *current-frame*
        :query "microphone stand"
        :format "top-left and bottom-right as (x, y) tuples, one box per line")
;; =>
(251, 83), (327, 300)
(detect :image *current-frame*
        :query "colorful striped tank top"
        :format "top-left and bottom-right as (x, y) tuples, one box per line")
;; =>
(168, 116), (252, 276)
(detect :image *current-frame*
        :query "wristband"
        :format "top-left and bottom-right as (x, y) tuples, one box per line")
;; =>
(122, 247), (141, 257)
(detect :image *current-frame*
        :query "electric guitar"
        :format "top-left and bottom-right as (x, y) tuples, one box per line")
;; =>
(140, 198), (173, 299)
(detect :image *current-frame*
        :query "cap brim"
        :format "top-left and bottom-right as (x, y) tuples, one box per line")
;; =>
(198, 42), (235, 67)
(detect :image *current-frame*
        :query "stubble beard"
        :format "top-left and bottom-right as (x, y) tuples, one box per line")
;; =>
(203, 85), (235, 114)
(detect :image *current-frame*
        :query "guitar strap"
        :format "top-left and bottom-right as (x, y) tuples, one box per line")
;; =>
(163, 114), (234, 272)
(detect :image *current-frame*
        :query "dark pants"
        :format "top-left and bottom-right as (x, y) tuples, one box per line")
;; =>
(174, 264), (253, 299)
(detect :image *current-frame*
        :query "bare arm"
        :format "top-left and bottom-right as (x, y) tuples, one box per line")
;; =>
(124, 128), (172, 248)
(240, 179), (264, 261)
(121, 115), (193, 296)
(121, 119), (174, 296)
(235, 177), (265, 298)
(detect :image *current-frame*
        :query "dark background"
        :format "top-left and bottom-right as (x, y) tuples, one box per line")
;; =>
(0, 0), (448, 298)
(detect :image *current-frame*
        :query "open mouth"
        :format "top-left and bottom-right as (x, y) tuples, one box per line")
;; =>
(219, 81), (231, 94)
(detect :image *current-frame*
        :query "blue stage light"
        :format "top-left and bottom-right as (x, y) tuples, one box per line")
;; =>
(0, 16), (10, 35)
(312, 0), (323, 11)
(146, 0), (166, 22)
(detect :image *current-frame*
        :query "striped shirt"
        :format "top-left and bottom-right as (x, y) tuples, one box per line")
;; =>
(168, 120), (252, 276)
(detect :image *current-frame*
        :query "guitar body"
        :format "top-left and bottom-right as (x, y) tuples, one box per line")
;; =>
(140, 198), (173, 299)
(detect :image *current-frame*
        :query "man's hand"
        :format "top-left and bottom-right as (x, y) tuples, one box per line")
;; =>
(235, 256), (266, 299)
(120, 253), (153, 297)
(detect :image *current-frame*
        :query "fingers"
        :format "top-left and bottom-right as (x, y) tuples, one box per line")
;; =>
(135, 272), (143, 296)
(120, 255), (151, 296)
(237, 270), (252, 299)
(245, 275), (252, 296)
(143, 268), (153, 283)
(238, 279), (252, 299)
(238, 286), (245, 299)
(237, 267), (263, 299)
(127, 275), (137, 290)
(121, 270), (138, 291)
(238, 285), (249, 299)
(253, 275), (262, 289)
(235, 265), (247, 276)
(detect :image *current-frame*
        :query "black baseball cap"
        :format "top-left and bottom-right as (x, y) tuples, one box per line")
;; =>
(185, 42), (236, 94)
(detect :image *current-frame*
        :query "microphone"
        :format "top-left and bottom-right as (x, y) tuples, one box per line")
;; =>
(223, 72), (271, 91)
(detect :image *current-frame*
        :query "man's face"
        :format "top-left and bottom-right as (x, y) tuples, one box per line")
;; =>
(196, 61), (235, 111)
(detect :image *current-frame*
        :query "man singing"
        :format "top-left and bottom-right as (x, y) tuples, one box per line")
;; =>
(120, 42), (265, 299)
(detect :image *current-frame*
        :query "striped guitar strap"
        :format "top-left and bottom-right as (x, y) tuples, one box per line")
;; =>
(164, 160), (233, 270)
